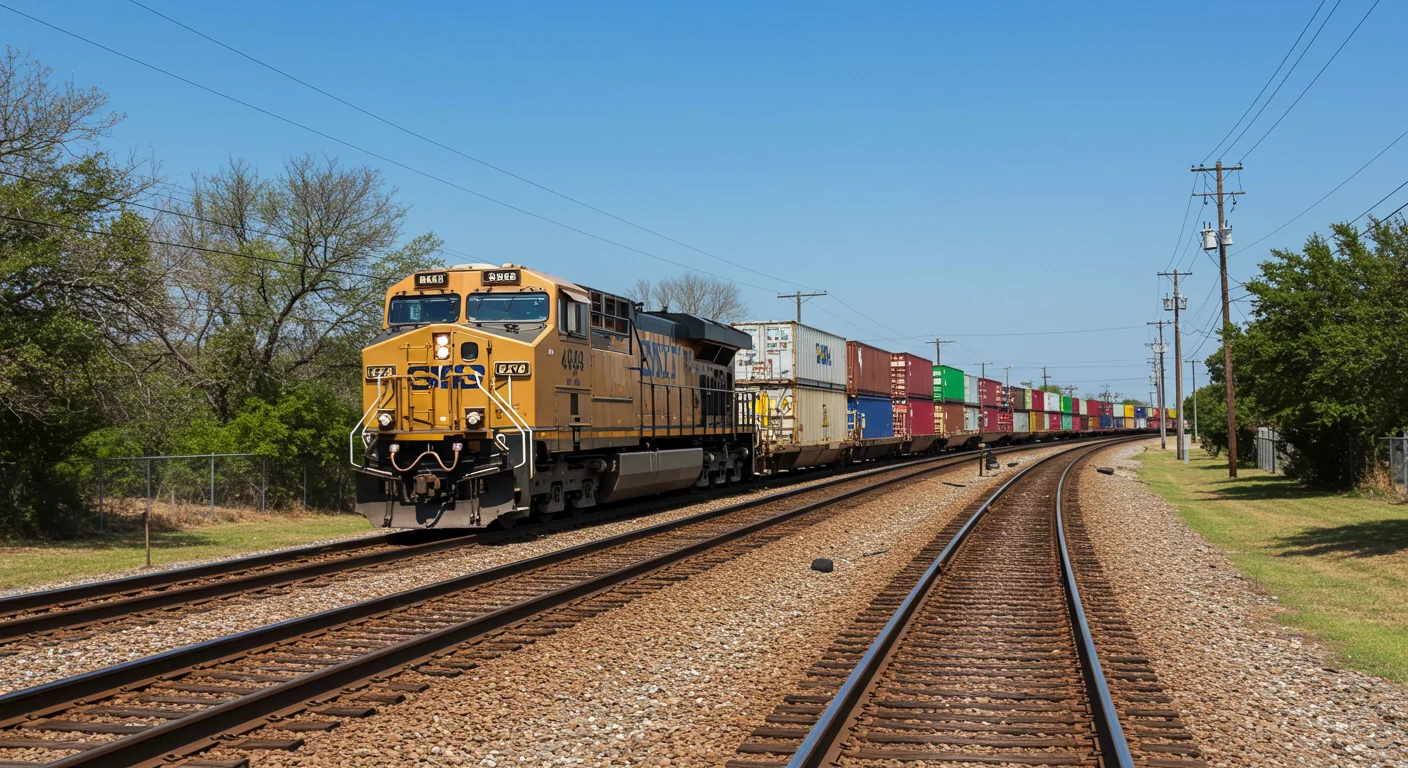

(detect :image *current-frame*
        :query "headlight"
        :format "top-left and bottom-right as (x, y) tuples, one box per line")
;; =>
(434, 346), (451, 360)
(434, 333), (450, 348)
(464, 407), (484, 427)
(377, 410), (395, 428)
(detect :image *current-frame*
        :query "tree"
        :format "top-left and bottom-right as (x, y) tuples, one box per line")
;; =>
(1228, 220), (1408, 485)
(147, 155), (442, 421)
(0, 48), (165, 535)
(1038, 384), (1062, 395)
(629, 273), (746, 322)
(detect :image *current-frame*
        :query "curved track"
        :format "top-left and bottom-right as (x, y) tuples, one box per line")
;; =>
(0, 440), (1072, 768)
(729, 437), (1206, 768)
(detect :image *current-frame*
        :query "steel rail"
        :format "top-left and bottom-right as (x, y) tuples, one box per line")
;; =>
(1056, 441), (1138, 768)
(783, 436), (1142, 768)
(0, 443), (1055, 767)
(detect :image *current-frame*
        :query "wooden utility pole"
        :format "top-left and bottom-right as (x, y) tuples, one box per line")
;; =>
(1041, 367), (1050, 389)
(1159, 270), (1191, 462)
(928, 338), (954, 367)
(1003, 365), (1012, 409)
(778, 290), (827, 325)
(976, 361), (993, 380)
(1192, 161), (1244, 477)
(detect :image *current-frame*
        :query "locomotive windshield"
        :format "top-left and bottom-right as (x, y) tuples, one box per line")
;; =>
(466, 292), (550, 323)
(388, 294), (461, 325)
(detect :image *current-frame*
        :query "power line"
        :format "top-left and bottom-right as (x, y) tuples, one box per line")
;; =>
(857, 325), (1144, 342)
(1164, 176), (1200, 273)
(1351, 176), (1408, 224)
(0, 3), (779, 294)
(1239, 0), (1382, 161)
(1222, 0), (1345, 159)
(1203, 0), (1328, 162)
(120, 0), (817, 294)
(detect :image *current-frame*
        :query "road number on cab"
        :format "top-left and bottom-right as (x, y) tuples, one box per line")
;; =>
(365, 365), (397, 379)
(560, 348), (585, 372)
(481, 269), (521, 286)
(494, 361), (531, 377)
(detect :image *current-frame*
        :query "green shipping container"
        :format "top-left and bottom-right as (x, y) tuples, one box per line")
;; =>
(1061, 413), (1073, 430)
(932, 365), (965, 403)
(1061, 395), (1073, 414)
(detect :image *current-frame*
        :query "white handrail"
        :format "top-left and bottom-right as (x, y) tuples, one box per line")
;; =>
(469, 367), (534, 479)
(349, 377), (390, 468)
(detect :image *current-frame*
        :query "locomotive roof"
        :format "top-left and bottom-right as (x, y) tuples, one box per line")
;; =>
(643, 312), (753, 350)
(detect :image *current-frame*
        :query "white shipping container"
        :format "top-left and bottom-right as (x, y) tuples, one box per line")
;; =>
(964, 375), (979, 405)
(743, 383), (849, 446)
(1013, 411), (1030, 433)
(1135, 417), (1149, 429)
(963, 406), (980, 431)
(1074, 400), (1085, 416)
(732, 321), (846, 390)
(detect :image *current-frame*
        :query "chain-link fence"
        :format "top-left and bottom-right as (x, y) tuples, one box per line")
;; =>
(1256, 427), (1292, 474)
(71, 454), (355, 533)
(1386, 435), (1408, 492)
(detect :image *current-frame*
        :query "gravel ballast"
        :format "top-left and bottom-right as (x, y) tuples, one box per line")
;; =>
(1080, 441), (1408, 767)
(226, 448), (1063, 767)
(0, 458), (991, 694)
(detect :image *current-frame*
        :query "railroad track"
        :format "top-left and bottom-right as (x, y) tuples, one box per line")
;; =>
(0, 455), (947, 647)
(0, 439), (1069, 768)
(729, 437), (1206, 768)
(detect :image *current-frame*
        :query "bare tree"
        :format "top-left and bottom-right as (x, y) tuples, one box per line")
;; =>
(627, 273), (746, 322)
(0, 46), (122, 173)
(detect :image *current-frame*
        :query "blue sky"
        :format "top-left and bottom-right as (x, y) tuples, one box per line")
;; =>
(6, 0), (1404, 403)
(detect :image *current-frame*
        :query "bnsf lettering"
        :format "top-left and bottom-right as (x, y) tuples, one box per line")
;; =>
(815, 343), (832, 366)
(407, 364), (486, 390)
(639, 339), (680, 380)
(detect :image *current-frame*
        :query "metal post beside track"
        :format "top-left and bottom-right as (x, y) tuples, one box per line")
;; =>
(144, 458), (152, 568)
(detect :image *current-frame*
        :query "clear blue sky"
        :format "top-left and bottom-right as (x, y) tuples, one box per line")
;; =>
(6, 0), (1404, 402)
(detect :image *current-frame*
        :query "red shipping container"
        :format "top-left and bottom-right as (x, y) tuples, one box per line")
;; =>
(893, 396), (936, 437)
(977, 378), (1004, 408)
(889, 352), (933, 399)
(1150, 407), (1160, 419)
(847, 341), (890, 396)
(1048, 413), (1062, 430)
(1031, 390), (1045, 411)
(981, 406), (1014, 432)
(937, 402), (967, 436)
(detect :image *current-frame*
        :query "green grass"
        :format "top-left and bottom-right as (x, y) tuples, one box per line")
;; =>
(0, 514), (374, 590)
(1138, 445), (1408, 683)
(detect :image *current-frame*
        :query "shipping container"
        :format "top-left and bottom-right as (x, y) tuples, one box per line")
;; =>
(1013, 411), (1031, 433)
(1047, 413), (1062, 430)
(980, 405), (1012, 432)
(1031, 390), (1045, 412)
(846, 341), (890, 396)
(848, 394), (894, 439)
(1099, 414), (1112, 429)
(937, 402), (967, 436)
(964, 375), (979, 406)
(892, 396), (936, 438)
(1133, 406), (1148, 419)
(1061, 414), (1073, 431)
(1071, 398), (1082, 416)
(1168, 408), (1177, 419)
(978, 378), (1004, 408)
(1031, 411), (1048, 432)
(964, 406), (980, 432)
(733, 321), (847, 390)
(890, 352), (933, 399)
(1123, 404), (1135, 419)
(747, 384), (849, 445)
(1100, 401), (1114, 416)
(1009, 386), (1030, 411)
(932, 365), (965, 403)
(1135, 417), (1149, 429)
(1060, 395), (1072, 414)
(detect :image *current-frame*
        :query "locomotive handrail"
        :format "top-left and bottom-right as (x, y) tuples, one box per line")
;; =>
(469, 367), (534, 480)
(349, 376), (393, 470)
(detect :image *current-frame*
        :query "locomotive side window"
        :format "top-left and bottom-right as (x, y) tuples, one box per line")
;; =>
(388, 294), (461, 325)
(588, 290), (632, 352)
(558, 295), (588, 337)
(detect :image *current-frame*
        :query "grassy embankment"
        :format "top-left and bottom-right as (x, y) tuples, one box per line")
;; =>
(1139, 446), (1408, 683)
(0, 514), (374, 591)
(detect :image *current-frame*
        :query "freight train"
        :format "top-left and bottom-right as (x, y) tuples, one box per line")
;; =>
(353, 263), (1174, 529)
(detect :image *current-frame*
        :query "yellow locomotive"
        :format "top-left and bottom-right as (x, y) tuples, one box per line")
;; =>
(353, 264), (756, 528)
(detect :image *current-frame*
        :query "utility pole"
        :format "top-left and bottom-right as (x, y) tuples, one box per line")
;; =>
(1003, 365), (1012, 410)
(976, 361), (993, 380)
(1148, 321), (1170, 450)
(928, 338), (954, 367)
(1041, 367), (1050, 390)
(1193, 161), (1244, 477)
(1062, 385), (1077, 397)
(1191, 362), (1199, 442)
(1160, 270), (1191, 462)
(778, 290), (827, 325)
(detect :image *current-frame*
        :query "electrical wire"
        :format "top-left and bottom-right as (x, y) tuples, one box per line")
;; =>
(1239, 0), (1382, 161)
(1202, 0), (1328, 163)
(1351, 176), (1408, 224)
(121, 0), (820, 294)
(0, 3), (778, 294)
(1222, 0), (1345, 159)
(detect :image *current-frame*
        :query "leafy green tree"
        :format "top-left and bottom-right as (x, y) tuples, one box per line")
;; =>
(1230, 220), (1408, 486)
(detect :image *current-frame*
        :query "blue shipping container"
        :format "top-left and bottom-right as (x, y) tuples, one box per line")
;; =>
(1133, 406), (1148, 419)
(1099, 414), (1112, 429)
(1113, 416), (1126, 429)
(848, 394), (895, 439)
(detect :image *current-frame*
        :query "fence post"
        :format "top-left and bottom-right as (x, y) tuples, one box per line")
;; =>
(302, 458), (308, 510)
(97, 459), (105, 534)
(144, 458), (152, 568)
(210, 453), (216, 521)
(260, 456), (267, 514)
